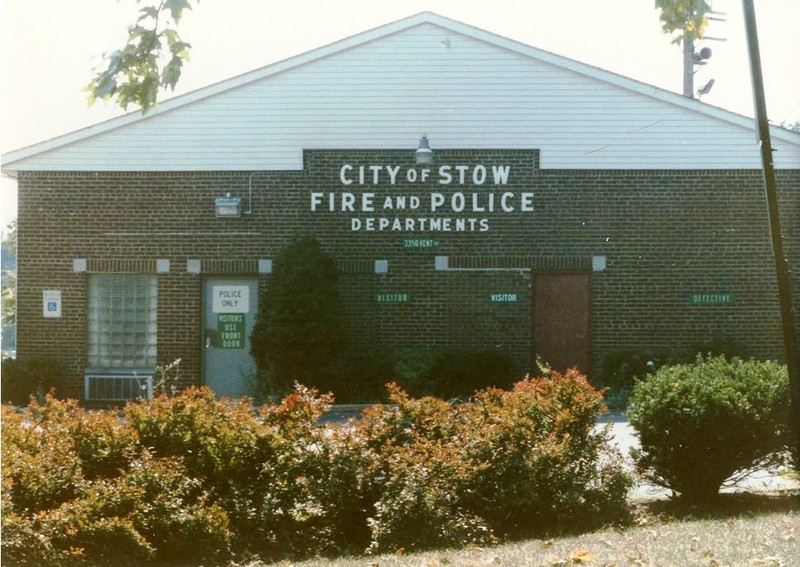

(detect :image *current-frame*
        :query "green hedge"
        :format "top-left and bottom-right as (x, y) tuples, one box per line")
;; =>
(250, 235), (347, 396)
(385, 347), (517, 400)
(627, 355), (791, 502)
(1, 357), (65, 406)
(251, 347), (520, 405)
(2, 371), (631, 564)
(595, 341), (750, 409)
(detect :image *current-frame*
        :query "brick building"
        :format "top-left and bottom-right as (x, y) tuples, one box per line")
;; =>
(3, 13), (800, 402)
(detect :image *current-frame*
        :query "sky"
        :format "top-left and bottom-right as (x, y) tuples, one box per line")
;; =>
(1, 0), (799, 229)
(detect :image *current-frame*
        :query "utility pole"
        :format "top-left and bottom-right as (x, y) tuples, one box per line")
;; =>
(683, 34), (694, 97)
(679, 4), (724, 98)
(683, 36), (712, 98)
(741, 0), (800, 458)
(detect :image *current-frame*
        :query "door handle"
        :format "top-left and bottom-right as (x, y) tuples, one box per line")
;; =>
(205, 328), (219, 348)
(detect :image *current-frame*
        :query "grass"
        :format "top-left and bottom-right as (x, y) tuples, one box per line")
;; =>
(254, 492), (800, 567)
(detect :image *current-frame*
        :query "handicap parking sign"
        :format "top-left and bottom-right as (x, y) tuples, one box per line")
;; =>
(42, 290), (62, 318)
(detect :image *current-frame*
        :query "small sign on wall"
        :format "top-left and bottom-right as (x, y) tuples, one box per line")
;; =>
(212, 285), (250, 313)
(489, 293), (518, 303)
(43, 290), (62, 318)
(402, 238), (441, 249)
(690, 293), (735, 305)
(377, 293), (411, 303)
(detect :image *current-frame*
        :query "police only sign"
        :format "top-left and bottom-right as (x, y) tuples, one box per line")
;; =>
(212, 286), (250, 313)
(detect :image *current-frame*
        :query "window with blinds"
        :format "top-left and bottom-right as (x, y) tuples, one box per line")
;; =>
(87, 274), (157, 370)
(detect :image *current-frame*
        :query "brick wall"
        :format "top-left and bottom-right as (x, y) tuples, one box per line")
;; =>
(15, 149), (800, 399)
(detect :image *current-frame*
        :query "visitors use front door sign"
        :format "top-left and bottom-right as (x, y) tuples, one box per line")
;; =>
(217, 313), (246, 349)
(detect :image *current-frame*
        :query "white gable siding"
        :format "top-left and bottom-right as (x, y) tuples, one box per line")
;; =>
(4, 20), (800, 172)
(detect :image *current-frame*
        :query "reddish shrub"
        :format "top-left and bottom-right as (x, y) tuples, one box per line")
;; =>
(353, 370), (631, 551)
(1, 373), (632, 562)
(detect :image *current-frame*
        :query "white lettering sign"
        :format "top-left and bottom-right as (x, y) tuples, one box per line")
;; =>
(490, 293), (518, 303)
(212, 286), (250, 313)
(312, 191), (533, 214)
(338, 164), (512, 186)
(320, 162), (531, 232)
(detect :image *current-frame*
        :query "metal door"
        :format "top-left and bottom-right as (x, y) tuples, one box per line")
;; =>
(533, 273), (591, 373)
(203, 278), (258, 398)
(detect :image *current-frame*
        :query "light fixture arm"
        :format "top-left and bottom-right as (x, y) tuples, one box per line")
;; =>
(246, 171), (269, 215)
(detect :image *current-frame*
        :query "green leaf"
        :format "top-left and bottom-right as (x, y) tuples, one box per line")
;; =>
(138, 6), (159, 21)
(164, 0), (192, 23)
(162, 28), (180, 45)
(86, 1), (197, 113)
(94, 76), (118, 100)
(161, 57), (183, 90)
(168, 40), (191, 57)
(654, 0), (711, 42)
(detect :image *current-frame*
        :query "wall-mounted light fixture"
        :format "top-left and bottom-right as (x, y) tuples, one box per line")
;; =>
(215, 192), (242, 217)
(415, 135), (433, 165)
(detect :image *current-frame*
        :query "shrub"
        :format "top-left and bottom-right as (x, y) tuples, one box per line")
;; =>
(125, 386), (289, 554)
(1, 454), (63, 567)
(125, 387), (265, 491)
(1, 376), (631, 562)
(251, 345), (518, 405)
(69, 408), (140, 481)
(627, 355), (791, 502)
(1, 396), (232, 565)
(96, 454), (232, 563)
(1, 398), (85, 513)
(1, 357), (65, 405)
(354, 372), (631, 551)
(367, 441), (494, 553)
(324, 349), (395, 403)
(250, 235), (347, 395)
(596, 341), (750, 409)
(595, 349), (667, 408)
(126, 384), (370, 558)
(37, 454), (232, 565)
(355, 388), (493, 553)
(458, 370), (631, 538)
(215, 384), (372, 558)
(421, 349), (517, 400)
(391, 348), (441, 396)
(311, 347), (518, 403)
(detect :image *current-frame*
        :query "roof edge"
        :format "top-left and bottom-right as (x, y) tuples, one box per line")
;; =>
(3, 11), (799, 172)
(2, 12), (438, 170)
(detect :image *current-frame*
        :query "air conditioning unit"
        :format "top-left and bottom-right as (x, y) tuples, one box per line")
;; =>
(85, 373), (153, 401)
